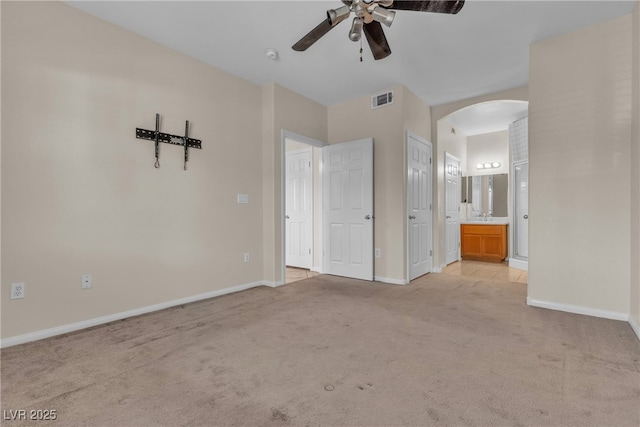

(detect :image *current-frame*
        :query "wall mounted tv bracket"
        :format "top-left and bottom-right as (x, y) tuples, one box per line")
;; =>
(136, 113), (202, 170)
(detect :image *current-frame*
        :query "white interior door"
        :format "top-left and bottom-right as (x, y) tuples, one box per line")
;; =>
(407, 134), (433, 280)
(445, 153), (461, 265)
(323, 138), (374, 281)
(285, 149), (313, 269)
(514, 161), (529, 259)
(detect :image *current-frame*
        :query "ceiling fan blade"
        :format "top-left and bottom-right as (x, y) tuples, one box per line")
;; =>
(387, 0), (465, 14)
(363, 21), (391, 60)
(292, 18), (333, 51)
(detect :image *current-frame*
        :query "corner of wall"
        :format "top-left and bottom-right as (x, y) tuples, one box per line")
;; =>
(262, 83), (277, 284)
(264, 83), (329, 284)
(528, 13), (632, 316)
(630, 0), (640, 335)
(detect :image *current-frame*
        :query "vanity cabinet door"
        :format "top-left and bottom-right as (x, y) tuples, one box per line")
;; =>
(482, 235), (505, 260)
(462, 234), (482, 258)
(460, 224), (507, 262)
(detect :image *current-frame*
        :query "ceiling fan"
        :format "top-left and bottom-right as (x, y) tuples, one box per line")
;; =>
(292, 0), (465, 60)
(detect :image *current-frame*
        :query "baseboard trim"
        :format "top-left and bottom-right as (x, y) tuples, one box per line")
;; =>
(375, 276), (409, 285)
(629, 315), (640, 341)
(311, 266), (322, 274)
(0, 280), (266, 349)
(509, 258), (528, 271)
(526, 297), (629, 321)
(263, 280), (286, 288)
(432, 263), (447, 273)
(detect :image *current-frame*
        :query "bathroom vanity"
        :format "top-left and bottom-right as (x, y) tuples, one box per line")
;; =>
(460, 222), (508, 263)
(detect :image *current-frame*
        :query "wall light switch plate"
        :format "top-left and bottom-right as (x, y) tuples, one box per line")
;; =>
(237, 194), (249, 204)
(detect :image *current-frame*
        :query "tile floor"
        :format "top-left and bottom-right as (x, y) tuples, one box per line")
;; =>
(442, 259), (528, 283)
(286, 267), (321, 284)
(287, 260), (527, 284)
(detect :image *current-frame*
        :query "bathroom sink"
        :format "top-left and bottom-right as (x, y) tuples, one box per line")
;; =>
(460, 217), (509, 224)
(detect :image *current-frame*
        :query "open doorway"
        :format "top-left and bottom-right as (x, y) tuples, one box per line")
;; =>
(285, 144), (312, 270)
(283, 131), (325, 284)
(281, 131), (375, 284)
(437, 100), (529, 275)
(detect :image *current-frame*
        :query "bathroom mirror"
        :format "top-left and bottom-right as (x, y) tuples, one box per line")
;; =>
(461, 174), (508, 217)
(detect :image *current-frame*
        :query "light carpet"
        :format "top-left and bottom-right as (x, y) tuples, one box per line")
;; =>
(1, 273), (639, 426)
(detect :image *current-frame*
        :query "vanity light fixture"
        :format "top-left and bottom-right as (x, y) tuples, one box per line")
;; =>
(476, 161), (501, 170)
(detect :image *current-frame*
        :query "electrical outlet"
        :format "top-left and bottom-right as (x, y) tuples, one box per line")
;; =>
(243, 253), (250, 263)
(10, 283), (25, 299)
(375, 248), (381, 258)
(81, 274), (92, 289)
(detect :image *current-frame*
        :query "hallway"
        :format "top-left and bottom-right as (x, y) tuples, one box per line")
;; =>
(442, 260), (528, 283)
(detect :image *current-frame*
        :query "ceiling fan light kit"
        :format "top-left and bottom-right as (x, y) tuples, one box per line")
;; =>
(370, 7), (396, 27)
(349, 17), (364, 41)
(292, 0), (465, 61)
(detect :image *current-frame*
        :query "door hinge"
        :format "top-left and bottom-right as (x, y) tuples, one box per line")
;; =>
(309, 249), (311, 254)
(430, 158), (432, 164)
(430, 204), (432, 211)
(430, 250), (433, 256)
(309, 161), (311, 168)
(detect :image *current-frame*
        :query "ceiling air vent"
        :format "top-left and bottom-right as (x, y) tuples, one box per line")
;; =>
(371, 90), (393, 109)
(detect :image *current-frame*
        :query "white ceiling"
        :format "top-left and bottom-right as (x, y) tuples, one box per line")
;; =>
(66, 0), (636, 108)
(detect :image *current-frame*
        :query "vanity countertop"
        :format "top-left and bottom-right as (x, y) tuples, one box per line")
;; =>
(460, 217), (509, 225)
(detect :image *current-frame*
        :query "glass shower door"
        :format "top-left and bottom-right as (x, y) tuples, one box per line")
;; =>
(513, 161), (529, 259)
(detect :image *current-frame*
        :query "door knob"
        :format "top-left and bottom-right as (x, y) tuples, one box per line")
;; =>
(285, 215), (290, 219)
(446, 216), (451, 219)
(409, 215), (416, 220)
(523, 215), (528, 219)
(365, 215), (371, 220)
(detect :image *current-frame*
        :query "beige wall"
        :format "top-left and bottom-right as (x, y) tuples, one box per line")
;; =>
(631, 1), (640, 329)
(403, 87), (432, 141)
(466, 131), (509, 177)
(529, 14), (632, 316)
(431, 87), (528, 269)
(2, 1), (264, 338)
(328, 86), (431, 282)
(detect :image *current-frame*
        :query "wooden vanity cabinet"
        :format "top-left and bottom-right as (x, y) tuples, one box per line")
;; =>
(460, 224), (508, 263)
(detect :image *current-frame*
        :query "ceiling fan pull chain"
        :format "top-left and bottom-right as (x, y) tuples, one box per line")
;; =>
(360, 37), (363, 62)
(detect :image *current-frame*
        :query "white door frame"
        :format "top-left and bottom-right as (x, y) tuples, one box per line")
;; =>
(406, 131), (433, 281)
(281, 130), (326, 284)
